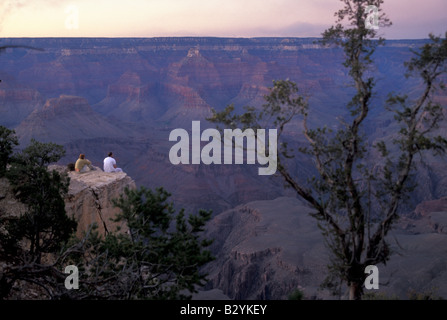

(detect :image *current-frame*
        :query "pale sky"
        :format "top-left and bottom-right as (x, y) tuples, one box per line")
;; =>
(0, 0), (446, 39)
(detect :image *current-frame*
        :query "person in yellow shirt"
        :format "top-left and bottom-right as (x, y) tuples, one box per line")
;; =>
(75, 153), (94, 172)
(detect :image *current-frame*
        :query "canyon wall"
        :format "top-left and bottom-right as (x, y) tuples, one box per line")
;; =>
(200, 196), (447, 300)
(2, 37), (446, 215)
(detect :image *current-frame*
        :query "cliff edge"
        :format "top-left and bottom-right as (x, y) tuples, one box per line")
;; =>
(58, 165), (137, 237)
(1, 164), (136, 245)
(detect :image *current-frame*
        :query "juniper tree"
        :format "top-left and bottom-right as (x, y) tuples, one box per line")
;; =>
(0, 126), (18, 177)
(66, 186), (214, 300)
(208, 0), (447, 300)
(0, 139), (77, 299)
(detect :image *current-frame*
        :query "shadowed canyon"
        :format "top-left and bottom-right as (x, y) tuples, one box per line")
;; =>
(1, 37), (447, 299)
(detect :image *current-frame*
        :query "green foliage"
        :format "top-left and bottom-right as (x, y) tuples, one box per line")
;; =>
(407, 287), (443, 300)
(68, 186), (214, 300)
(3, 139), (76, 262)
(0, 139), (78, 299)
(209, 80), (306, 128)
(364, 287), (444, 300)
(0, 126), (18, 177)
(288, 288), (305, 300)
(321, 0), (391, 77)
(363, 292), (400, 300)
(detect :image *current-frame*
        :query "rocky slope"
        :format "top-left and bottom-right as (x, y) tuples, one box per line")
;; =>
(201, 197), (328, 300)
(0, 74), (44, 128)
(15, 95), (131, 146)
(200, 196), (447, 300)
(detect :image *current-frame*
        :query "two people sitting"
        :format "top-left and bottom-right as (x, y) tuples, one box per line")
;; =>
(74, 152), (123, 173)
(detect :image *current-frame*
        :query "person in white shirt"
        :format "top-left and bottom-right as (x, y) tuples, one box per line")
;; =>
(103, 152), (123, 173)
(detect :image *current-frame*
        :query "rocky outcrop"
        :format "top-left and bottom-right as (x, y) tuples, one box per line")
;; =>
(1, 165), (136, 239)
(396, 197), (447, 235)
(61, 166), (137, 237)
(413, 197), (447, 218)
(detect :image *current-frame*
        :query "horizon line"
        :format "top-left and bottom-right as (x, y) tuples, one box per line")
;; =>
(0, 35), (433, 41)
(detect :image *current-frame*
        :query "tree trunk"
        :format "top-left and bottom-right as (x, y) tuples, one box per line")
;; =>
(349, 282), (362, 300)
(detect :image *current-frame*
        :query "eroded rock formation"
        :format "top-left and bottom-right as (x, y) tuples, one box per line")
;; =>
(60, 165), (137, 236)
(201, 196), (447, 300)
